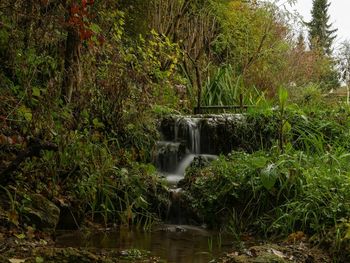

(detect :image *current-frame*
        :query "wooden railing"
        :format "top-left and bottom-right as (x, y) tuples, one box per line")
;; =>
(194, 94), (253, 114)
(194, 105), (251, 114)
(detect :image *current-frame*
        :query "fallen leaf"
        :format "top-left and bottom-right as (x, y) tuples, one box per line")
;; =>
(9, 259), (26, 263)
(14, 233), (25, 239)
(270, 248), (286, 258)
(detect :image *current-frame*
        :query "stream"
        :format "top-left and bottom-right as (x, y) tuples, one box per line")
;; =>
(55, 226), (234, 263)
(56, 115), (241, 262)
(48, 115), (331, 263)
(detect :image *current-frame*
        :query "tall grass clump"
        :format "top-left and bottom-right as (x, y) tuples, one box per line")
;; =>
(201, 65), (267, 107)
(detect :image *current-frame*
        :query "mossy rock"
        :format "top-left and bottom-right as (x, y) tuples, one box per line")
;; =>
(23, 194), (60, 230)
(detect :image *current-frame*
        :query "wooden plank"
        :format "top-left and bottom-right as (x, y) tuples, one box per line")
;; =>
(194, 105), (253, 114)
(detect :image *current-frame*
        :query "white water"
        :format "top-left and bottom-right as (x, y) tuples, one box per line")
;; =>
(158, 117), (217, 186)
(186, 118), (200, 154)
(174, 117), (201, 154)
(175, 154), (196, 175)
(165, 154), (218, 186)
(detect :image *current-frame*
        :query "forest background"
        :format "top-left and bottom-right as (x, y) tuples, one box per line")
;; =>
(2, 0), (350, 260)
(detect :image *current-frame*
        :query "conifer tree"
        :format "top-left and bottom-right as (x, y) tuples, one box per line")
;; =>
(296, 32), (306, 51)
(306, 0), (337, 55)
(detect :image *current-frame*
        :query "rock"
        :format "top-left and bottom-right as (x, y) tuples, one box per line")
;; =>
(217, 243), (332, 263)
(154, 141), (187, 172)
(24, 194), (60, 230)
(159, 114), (275, 156)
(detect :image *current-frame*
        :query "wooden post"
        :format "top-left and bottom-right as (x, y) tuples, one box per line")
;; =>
(195, 65), (202, 113)
(195, 64), (202, 114)
(239, 94), (243, 112)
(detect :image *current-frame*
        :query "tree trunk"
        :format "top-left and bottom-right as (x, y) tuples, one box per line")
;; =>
(61, 26), (81, 104)
(23, 0), (34, 50)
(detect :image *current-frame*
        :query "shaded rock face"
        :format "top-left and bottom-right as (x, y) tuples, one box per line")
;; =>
(165, 190), (200, 225)
(56, 205), (83, 230)
(154, 141), (187, 173)
(25, 194), (60, 230)
(158, 114), (278, 156)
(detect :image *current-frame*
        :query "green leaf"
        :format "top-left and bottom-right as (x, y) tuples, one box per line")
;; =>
(282, 121), (292, 134)
(93, 118), (104, 129)
(18, 106), (32, 122)
(90, 23), (101, 34)
(251, 156), (268, 169)
(260, 164), (277, 190)
(14, 233), (26, 239)
(32, 87), (41, 97)
(35, 256), (44, 263)
(278, 87), (288, 106)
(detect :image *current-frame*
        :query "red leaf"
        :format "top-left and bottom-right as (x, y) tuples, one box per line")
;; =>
(80, 29), (93, 40)
(68, 16), (82, 27)
(98, 35), (105, 46)
(82, 0), (87, 8)
(70, 4), (80, 15)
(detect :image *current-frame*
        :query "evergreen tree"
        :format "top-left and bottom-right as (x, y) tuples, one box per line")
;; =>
(296, 32), (306, 51)
(306, 0), (337, 55)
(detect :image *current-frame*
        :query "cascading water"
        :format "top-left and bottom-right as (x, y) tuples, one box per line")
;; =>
(155, 116), (218, 187)
(186, 118), (201, 154)
(154, 114), (248, 224)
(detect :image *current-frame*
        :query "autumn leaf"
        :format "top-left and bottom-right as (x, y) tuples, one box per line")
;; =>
(70, 4), (80, 15)
(82, 0), (87, 8)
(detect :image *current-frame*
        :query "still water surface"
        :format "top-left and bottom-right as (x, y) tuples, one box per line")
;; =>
(55, 225), (234, 263)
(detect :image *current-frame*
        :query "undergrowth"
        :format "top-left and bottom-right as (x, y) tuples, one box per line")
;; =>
(184, 149), (350, 257)
(181, 107), (350, 261)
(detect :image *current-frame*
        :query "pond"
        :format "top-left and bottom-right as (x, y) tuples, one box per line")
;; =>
(55, 225), (235, 263)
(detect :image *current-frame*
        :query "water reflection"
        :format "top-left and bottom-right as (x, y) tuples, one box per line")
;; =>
(56, 225), (233, 263)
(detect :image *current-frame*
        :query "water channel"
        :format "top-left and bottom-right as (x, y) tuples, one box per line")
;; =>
(56, 115), (243, 262)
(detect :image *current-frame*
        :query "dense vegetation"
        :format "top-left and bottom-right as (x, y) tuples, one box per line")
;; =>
(1, 0), (350, 261)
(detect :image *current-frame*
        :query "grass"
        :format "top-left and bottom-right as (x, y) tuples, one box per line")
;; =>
(201, 65), (266, 107)
(181, 107), (350, 260)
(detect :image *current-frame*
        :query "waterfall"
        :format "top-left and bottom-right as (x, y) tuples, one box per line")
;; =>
(188, 118), (200, 154)
(155, 114), (247, 224)
(155, 116), (219, 187)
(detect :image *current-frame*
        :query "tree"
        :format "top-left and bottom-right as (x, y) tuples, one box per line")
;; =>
(338, 41), (350, 104)
(306, 0), (337, 55)
(296, 32), (306, 51)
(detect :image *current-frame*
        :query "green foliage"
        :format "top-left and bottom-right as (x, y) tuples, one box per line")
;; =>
(210, 1), (292, 92)
(1, 2), (350, 256)
(184, 149), (350, 239)
(202, 65), (267, 107)
(306, 0), (337, 55)
(202, 66), (241, 106)
(16, 131), (169, 228)
(180, 108), (350, 260)
(288, 84), (325, 108)
(303, 0), (340, 90)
